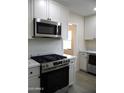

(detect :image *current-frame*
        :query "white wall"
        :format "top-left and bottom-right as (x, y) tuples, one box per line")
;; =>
(69, 12), (85, 71)
(28, 38), (63, 57)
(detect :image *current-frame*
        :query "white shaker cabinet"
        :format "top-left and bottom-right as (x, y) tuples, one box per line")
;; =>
(29, 0), (69, 39)
(79, 52), (88, 71)
(48, 0), (60, 22)
(69, 58), (76, 86)
(28, 0), (33, 39)
(33, 0), (47, 19)
(33, 0), (60, 21)
(49, 0), (69, 39)
(28, 66), (40, 93)
(84, 15), (96, 40)
(60, 6), (69, 40)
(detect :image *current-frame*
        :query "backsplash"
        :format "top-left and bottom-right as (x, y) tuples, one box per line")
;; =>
(28, 38), (63, 57)
(85, 40), (96, 51)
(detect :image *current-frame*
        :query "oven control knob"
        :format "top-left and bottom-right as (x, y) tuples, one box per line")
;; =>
(60, 61), (62, 64)
(42, 65), (45, 68)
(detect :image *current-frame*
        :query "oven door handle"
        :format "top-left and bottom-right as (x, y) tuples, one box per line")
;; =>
(42, 64), (69, 73)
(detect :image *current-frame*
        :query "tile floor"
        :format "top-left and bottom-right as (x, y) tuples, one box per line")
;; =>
(68, 71), (96, 93)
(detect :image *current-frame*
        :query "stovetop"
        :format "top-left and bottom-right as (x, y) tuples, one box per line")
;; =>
(31, 54), (67, 63)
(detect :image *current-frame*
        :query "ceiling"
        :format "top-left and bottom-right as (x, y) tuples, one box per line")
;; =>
(54, 0), (96, 16)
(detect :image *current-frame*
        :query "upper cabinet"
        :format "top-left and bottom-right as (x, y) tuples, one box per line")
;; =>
(30, 0), (69, 39)
(33, 0), (47, 19)
(28, 0), (33, 39)
(59, 6), (69, 40)
(48, 0), (60, 22)
(84, 15), (96, 40)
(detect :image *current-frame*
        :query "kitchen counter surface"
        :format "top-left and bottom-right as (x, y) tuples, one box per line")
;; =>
(28, 59), (40, 68)
(80, 50), (96, 54)
(64, 54), (76, 59)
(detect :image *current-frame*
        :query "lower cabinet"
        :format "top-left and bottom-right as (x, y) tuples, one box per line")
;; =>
(69, 58), (76, 86)
(79, 52), (88, 71)
(28, 66), (40, 93)
(28, 75), (40, 93)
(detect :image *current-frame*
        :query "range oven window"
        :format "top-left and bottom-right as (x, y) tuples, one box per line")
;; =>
(37, 22), (57, 35)
(41, 66), (69, 93)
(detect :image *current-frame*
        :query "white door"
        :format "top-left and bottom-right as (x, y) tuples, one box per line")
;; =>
(60, 6), (69, 40)
(69, 59), (75, 86)
(28, 0), (33, 39)
(48, 0), (60, 22)
(28, 75), (40, 93)
(79, 52), (88, 71)
(84, 15), (96, 40)
(33, 0), (47, 19)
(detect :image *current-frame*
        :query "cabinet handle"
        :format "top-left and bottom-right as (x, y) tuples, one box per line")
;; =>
(30, 72), (33, 74)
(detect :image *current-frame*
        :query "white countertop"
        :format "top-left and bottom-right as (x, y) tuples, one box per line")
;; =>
(80, 50), (96, 54)
(63, 54), (76, 59)
(28, 59), (40, 68)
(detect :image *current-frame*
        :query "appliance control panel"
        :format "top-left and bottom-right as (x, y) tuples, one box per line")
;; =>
(42, 59), (70, 69)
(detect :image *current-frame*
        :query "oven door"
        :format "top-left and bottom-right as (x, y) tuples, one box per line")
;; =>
(41, 66), (69, 93)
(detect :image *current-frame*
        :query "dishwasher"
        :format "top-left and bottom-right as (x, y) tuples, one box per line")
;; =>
(87, 54), (96, 75)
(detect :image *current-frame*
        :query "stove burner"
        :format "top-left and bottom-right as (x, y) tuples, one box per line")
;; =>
(31, 54), (67, 63)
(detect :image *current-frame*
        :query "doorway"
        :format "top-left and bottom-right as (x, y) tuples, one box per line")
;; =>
(63, 24), (77, 56)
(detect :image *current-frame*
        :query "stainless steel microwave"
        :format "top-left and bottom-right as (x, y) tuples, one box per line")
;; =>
(33, 18), (62, 38)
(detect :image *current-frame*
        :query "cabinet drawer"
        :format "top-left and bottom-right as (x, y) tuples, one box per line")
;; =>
(28, 67), (40, 77)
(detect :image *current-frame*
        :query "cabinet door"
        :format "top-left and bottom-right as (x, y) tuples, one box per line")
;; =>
(28, 0), (33, 39)
(28, 76), (40, 93)
(48, 0), (60, 22)
(69, 58), (75, 86)
(79, 52), (88, 71)
(60, 6), (69, 40)
(33, 0), (47, 19)
(84, 15), (96, 40)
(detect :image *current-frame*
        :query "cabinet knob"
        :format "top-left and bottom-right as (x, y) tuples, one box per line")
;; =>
(30, 72), (33, 74)
(47, 18), (51, 21)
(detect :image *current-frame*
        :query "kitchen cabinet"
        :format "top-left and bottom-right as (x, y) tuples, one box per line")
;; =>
(28, 0), (33, 39)
(33, 0), (61, 21)
(79, 52), (88, 71)
(69, 57), (76, 86)
(33, 0), (47, 19)
(32, 0), (69, 39)
(28, 66), (40, 93)
(48, 0), (60, 22)
(60, 6), (69, 40)
(28, 76), (40, 93)
(84, 15), (96, 40)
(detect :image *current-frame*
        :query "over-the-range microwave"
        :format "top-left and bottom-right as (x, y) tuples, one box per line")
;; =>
(33, 18), (62, 38)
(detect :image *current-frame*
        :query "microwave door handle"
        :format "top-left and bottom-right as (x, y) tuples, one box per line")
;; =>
(56, 25), (59, 35)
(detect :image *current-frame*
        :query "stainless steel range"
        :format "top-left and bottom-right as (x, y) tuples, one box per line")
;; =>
(31, 54), (70, 93)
